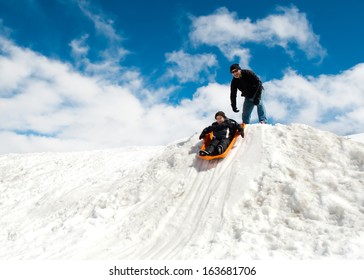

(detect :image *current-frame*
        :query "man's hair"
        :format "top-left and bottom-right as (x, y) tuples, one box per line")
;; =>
(230, 63), (241, 73)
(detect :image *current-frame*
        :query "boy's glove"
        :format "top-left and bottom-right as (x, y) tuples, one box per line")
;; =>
(240, 130), (244, 138)
(199, 133), (205, 140)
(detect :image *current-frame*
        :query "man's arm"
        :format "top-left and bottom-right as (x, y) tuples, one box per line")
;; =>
(230, 80), (239, 112)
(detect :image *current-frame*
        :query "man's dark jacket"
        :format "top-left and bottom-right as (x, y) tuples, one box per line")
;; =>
(200, 118), (243, 140)
(230, 69), (263, 108)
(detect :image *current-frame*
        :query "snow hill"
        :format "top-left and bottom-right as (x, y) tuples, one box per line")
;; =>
(349, 133), (364, 144)
(1, 124), (364, 260)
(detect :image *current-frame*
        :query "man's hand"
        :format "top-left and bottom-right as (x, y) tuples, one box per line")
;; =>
(231, 104), (240, 113)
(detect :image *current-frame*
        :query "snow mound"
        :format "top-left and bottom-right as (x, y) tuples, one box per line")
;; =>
(348, 133), (364, 144)
(0, 124), (363, 259)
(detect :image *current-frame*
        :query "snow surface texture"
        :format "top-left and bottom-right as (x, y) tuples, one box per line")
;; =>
(1, 124), (364, 260)
(349, 133), (364, 144)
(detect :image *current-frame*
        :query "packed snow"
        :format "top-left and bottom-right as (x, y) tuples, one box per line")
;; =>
(348, 133), (364, 144)
(0, 124), (363, 260)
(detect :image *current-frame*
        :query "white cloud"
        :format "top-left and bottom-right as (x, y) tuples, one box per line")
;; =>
(70, 0), (128, 82)
(165, 50), (218, 83)
(189, 6), (326, 66)
(224, 48), (251, 68)
(0, 131), (96, 154)
(0, 35), (231, 153)
(77, 0), (122, 43)
(0, 19), (11, 37)
(0, 25), (362, 154)
(257, 6), (326, 60)
(264, 64), (364, 135)
(69, 34), (90, 59)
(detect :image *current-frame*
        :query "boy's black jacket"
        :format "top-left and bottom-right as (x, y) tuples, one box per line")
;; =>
(200, 118), (242, 140)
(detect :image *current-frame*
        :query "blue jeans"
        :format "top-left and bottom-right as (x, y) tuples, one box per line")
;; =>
(242, 97), (267, 124)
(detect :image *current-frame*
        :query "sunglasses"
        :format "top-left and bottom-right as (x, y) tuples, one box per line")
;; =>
(231, 69), (239, 74)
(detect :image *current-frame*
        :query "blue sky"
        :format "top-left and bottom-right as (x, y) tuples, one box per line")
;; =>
(0, 0), (364, 153)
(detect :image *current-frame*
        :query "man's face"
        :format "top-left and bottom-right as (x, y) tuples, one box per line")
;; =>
(231, 69), (240, 78)
(215, 115), (225, 124)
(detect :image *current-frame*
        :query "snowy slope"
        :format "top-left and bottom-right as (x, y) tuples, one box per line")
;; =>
(348, 133), (364, 144)
(0, 124), (364, 260)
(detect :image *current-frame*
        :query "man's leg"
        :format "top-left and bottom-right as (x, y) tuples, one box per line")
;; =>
(257, 101), (267, 123)
(242, 98), (255, 124)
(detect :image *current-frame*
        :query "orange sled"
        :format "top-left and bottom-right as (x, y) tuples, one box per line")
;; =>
(198, 124), (245, 160)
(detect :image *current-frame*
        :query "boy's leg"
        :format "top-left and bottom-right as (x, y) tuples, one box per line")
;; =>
(217, 138), (230, 154)
(242, 98), (254, 124)
(205, 138), (220, 154)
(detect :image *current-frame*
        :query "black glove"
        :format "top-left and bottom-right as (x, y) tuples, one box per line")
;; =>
(240, 130), (244, 138)
(253, 98), (260, 105)
(231, 104), (240, 112)
(199, 133), (205, 140)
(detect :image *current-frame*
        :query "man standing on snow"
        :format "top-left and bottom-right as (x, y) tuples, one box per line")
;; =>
(229, 63), (267, 124)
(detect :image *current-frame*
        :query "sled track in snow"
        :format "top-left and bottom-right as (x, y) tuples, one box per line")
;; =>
(109, 126), (264, 259)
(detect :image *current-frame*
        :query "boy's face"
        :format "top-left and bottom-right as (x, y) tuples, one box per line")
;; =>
(215, 115), (225, 124)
